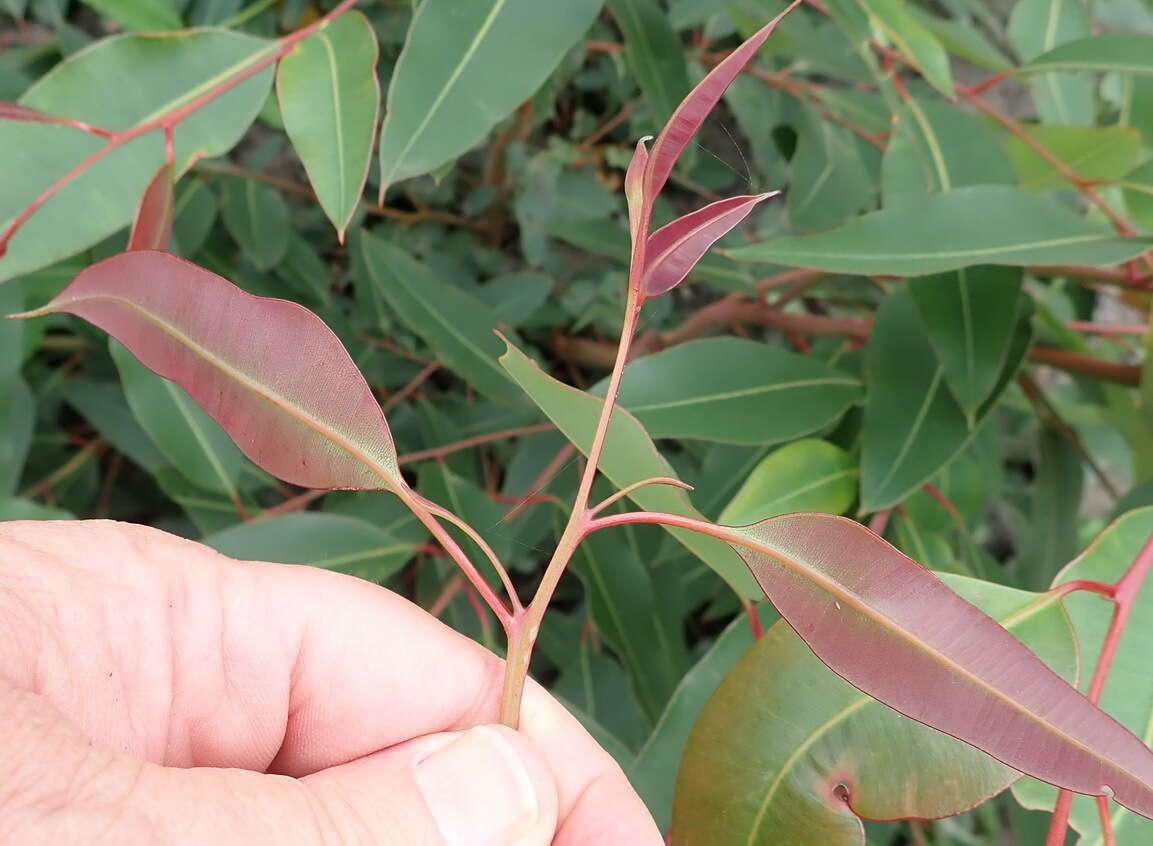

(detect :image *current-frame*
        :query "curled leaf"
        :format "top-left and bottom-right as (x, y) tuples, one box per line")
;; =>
(11, 251), (401, 491)
(625, 135), (651, 247)
(127, 163), (175, 252)
(643, 192), (776, 296)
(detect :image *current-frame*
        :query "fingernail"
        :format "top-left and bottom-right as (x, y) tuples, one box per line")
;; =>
(415, 726), (544, 846)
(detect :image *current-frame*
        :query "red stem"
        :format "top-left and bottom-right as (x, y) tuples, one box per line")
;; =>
(1046, 531), (1153, 845)
(0, 0), (361, 256)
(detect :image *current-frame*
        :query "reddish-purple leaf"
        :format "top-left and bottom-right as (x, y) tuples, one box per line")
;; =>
(11, 251), (401, 491)
(728, 513), (1153, 819)
(624, 136), (651, 247)
(642, 192), (776, 296)
(643, 0), (798, 202)
(128, 164), (175, 252)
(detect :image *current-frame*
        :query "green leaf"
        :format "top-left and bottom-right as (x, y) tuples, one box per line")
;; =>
(1123, 160), (1153, 232)
(630, 608), (775, 831)
(907, 6), (1013, 71)
(1005, 125), (1142, 191)
(861, 288), (1029, 512)
(360, 233), (527, 406)
(78, 0), (182, 31)
(205, 512), (422, 582)
(609, 0), (692, 126)
(1, 30), (275, 283)
(881, 97), (1014, 208)
(277, 12), (380, 240)
(220, 178), (290, 270)
(499, 337), (761, 598)
(0, 377), (33, 496)
(417, 462), (512, 578)
(474, 271), (552, 327)
(908, 265), (1024, 419)
(1008, 0), (1093, 125)
(1022, 35), (1153, 76)
(610, 338), (861, 445)
(572, 525), (691, 721)
(1013, 507), (1153, 844)
(788, 104), (874, 231)
(171, 178), (219, 257)
(376, 0), (603, 192)
(62, 381), (167, 472)
(719, 439), (857, 525)
(728, 186), (1152, 276)
(672, 574), (1078, 845)
(110, 338), (249, 500)
(859, 0), (953, 95)
(0, 497), (75, 521)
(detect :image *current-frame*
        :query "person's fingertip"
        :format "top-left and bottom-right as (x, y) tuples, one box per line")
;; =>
(415, 725), (557, 846)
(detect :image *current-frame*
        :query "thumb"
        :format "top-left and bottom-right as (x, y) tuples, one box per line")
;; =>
(306, 725), (560, 846)
(137, 725), (559, 845)
(3, 679), (559, 846)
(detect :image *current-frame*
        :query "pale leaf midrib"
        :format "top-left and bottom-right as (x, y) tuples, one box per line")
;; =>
(737, 532), (1149, 793)
(59, 293), (395, 485)
(630, 377), (858, 413)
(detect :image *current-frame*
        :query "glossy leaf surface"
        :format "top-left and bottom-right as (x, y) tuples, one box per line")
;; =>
(19, 251), (401, 490)
(642, 194), (774, 296)
(277, 12), (380, 240)
(672, 574), (1078, 844)
(613, 337), (861, 445)
(727, 512), (1153, 819)
(1014, 508), (1153, 844)
(0, 30), (275, 283)
(499, 338), (760, 598)
(206, 512), (423, 582)
(719, 439), (857, 526)
(127, 163), (174, 252)
(376, 0), (602, 192)
(728, 186), (1151, 275)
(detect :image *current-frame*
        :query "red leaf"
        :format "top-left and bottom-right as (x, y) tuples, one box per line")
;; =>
(642, 192), (776, 296)
(731, 513), (1153, 818)
(12, 251), (401, 491)
(643, 0), (798, 202)
(624, 136), (650, 247)
(128, 164), (175, 252)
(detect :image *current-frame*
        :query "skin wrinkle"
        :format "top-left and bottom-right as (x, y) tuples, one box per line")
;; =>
(0, 520), (662, 843)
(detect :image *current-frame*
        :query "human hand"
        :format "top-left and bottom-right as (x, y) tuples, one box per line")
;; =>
(0, 519), (663, 845)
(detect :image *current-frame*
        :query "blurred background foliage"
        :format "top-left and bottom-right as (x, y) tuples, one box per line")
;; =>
(5, 0), (1153, 841)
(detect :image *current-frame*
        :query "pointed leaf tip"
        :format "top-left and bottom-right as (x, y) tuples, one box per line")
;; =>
(128, 164), (175, 252)
(28, 251), (402, 491)
(644, 0), (799, 200)
(625, 136), (652, 245)
(643, 192), (777, 296)
(732, 512), (1153, 819)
